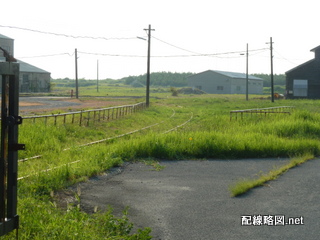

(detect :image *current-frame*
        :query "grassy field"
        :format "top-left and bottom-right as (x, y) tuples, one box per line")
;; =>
(5, 90), (320, 239)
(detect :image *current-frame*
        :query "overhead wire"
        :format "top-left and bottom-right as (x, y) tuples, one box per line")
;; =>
(17, 52), (74, 59)
(0, 25), (137, 40)
(3, 24), (270, 60)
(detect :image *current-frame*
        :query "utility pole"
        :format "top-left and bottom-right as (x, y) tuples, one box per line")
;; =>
(269, 37), (274, 102)
(144, 24), (155, 107)
(75, 48), (79, 99)
(246, 43), (249, 101)
(97, 60), (99, 93)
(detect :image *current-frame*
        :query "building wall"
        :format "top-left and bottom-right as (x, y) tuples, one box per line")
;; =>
(187, 71), (231, 94)
(230, 78), (263, 94)
(231, 78), (245, 94)
(19, 72), (51, 92)
(188, 71), (263, 94)
(0, 36), (14, 57)
(286, 60), (320, 99)
(1, 34), (51, 93)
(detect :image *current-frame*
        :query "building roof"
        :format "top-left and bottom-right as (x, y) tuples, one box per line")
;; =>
(286, 45), (320, 74)
(17, 60), (50, 74)
(0, 33), (13, 40)
(191, 70), (263, 80)
(285, 59), (314, 74)
(310, 45), (320, 52)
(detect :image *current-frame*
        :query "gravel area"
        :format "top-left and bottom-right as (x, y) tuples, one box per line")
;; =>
(19, 97), (134, 115)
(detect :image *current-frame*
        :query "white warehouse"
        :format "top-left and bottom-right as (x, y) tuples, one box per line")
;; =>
(187, 70), (263, 94)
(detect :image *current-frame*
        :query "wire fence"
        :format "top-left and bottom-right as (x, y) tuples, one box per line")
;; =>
(230, 106), (294, 121)
(22, 102), (146, 126)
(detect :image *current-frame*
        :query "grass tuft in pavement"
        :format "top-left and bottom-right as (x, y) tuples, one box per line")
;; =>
(229, 153), (315, 197)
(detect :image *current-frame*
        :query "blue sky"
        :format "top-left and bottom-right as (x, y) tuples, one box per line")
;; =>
(1, 0), (319, 79)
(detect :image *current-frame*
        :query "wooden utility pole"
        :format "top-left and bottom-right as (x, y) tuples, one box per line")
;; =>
(75, 48), (79, 99)
(144, 24), (155, 107)
(97, 60), (99, 93)
(246, 43), (249, 101)
(269, 37), (274, 102)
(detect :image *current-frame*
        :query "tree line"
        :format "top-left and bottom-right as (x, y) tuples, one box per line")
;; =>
(121, 72), (193, 87)
(252, 73), (285, 87)
(52, 72), (286, 88)
(121, 72), (285, 88)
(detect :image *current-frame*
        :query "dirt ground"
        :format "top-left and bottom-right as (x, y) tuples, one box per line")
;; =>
(18, 97), (137, 115)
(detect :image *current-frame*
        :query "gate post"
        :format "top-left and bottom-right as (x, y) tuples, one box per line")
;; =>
(0, 56), (24, 237)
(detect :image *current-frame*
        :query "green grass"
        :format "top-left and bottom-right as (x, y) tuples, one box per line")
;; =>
(229, 153), (315, 197)
(7, 94), (320, 239)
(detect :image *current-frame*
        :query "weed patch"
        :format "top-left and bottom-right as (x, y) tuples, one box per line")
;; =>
(229, 153), (315, 197)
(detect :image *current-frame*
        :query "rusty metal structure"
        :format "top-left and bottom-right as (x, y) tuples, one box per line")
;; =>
(0, 49), (24, 237)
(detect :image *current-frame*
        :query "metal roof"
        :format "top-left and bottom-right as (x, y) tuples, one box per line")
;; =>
(196, 70), (263, 80)
(310, 45), (320, 52)
(17, 60), (50, 74)
(0, 33), (13, 40)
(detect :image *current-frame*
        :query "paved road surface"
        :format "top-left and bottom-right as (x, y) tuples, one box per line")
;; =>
(74, 158), (319, 240)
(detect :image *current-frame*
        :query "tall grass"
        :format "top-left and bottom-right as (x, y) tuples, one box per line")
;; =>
(11, 95), (320, 239)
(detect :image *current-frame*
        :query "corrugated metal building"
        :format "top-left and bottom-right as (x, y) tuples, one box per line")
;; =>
(0, 33), (51, 92)
(187, 70), (263, 94)
(286, 46), (320, 99)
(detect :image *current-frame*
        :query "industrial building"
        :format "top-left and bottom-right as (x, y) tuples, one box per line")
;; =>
(286, 46), (320, 99)
(187, 70), (263, 94)
(0, 33), (51, 92)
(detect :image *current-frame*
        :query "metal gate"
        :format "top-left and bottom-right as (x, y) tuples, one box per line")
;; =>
(0, 54), (24, 237)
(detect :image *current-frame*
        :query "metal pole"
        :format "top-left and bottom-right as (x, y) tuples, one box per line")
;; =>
(97, 59), (99, 93)
(75, 48), (79, 99)
(246, 43), (249, 101)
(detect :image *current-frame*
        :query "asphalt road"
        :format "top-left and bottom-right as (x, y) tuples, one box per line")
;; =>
(73, 158), (320, 240)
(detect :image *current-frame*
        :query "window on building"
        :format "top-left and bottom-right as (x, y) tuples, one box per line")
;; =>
(217, 86), (224, 90)
(23, 74), (29, 83)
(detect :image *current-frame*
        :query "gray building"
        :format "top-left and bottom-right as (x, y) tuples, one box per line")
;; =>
(286, 46), (320, 99)
(0, 33), (51, 92)
(187, 70), (263, 94)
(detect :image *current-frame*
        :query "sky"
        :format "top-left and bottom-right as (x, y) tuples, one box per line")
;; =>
(1, 0), (319, 80)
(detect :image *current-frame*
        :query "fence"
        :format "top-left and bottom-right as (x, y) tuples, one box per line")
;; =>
(22, 102), (146, 126)
(230, 106), (294, 121)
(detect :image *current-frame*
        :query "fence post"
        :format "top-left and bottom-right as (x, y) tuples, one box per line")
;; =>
(87, 112), (90, 126)
(80, 111), (83, 126)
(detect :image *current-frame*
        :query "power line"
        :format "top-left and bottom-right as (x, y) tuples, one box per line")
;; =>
(0, 25), (137, 40)
(17, 52), (74, 59)
(14, 47), (270, 60)
(78, 51), (145, 58)
(152, 35), (202, 55)
(273, 49), (300, 65)
(152, 36), (269, 58)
